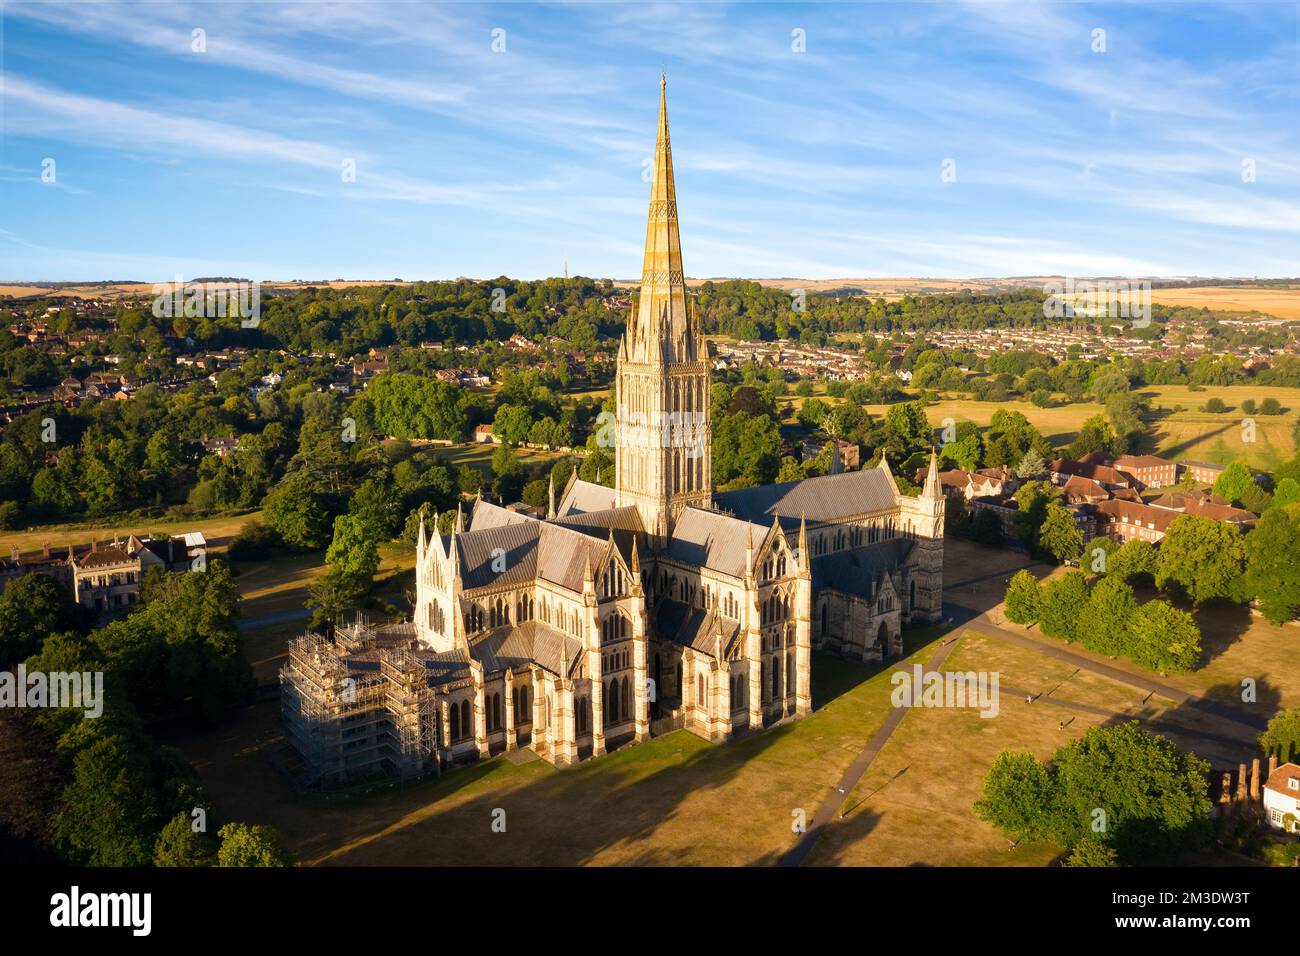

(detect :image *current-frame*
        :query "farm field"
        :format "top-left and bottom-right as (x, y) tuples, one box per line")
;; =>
(1149, 285), (1300, 321)
(869, 383), (1300, 470)
(0, 508), (262, 558)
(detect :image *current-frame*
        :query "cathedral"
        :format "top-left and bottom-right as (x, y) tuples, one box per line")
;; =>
(280, 77), (944, 788)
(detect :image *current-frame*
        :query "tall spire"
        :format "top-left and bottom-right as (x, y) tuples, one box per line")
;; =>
(628, 73), (695, 364)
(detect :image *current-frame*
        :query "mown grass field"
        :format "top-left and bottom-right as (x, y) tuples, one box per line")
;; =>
(870, 383), (1300, 470)
(0, 509), (262, 558)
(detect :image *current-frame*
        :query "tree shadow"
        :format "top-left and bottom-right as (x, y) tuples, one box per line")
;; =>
(1093, 677), (1279, 774)
(1190, 600), (1255, 670)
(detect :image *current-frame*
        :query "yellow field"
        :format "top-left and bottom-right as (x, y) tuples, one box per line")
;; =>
(0, 509), (262, 557)
(872, 383), (1300, 470)
(1151, 285), (1300, 321)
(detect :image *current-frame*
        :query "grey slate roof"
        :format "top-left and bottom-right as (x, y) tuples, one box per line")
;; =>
(665, 506), (768, 578)
(651, 598), (743, 659)
(810, 539), (914, 600)
(469, 620), (583, 677)
(713, 467), (898, 527)
(556, 478), (617, 517)
(447, 500), (614, 593)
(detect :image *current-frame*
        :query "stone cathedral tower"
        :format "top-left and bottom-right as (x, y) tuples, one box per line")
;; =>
(615, 75), (712, 539)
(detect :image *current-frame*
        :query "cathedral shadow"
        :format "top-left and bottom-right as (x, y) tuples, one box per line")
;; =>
(316, 719), (804, 866)
(745, 807), (883, 867)
(1153, 422), (1234, 463)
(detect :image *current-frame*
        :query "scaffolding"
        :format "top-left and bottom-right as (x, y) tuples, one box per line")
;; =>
(281, 627), (442, 789)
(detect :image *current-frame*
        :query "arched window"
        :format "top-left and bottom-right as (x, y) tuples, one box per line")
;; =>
(492, 693), (502, 731)
(450, 701), (461, 740)
(460, 699), (471, 739)
(608, 679), (619, 723)
(621, 676), (630, 718)
(519, 686), (529, 722)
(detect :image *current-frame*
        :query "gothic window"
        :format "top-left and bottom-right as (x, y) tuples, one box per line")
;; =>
(519, 685), (529, 721)
(621, 676), (630, 717)
(608, 679), (619, 723)
(697, 673), (705, 707)
(460, 700), (471, 739)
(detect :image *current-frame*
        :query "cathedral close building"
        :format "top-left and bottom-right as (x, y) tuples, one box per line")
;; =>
(281, 77), (944, 788)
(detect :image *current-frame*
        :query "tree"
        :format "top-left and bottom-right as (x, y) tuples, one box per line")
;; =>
(1003, 570), (1041, 625)
(1273, 477), (1300, 509)
(1155, 515), (1246, 605)
(1013, 480), (1061, 554)
(1126, 599), (1201, 673)
(1213, 460), (1256, 506)
(973, 750), (1055, 841)
(492, 404), (533, 446)
(325, 514), (380, 585)
(153, 811), (217, 867)
(1108, 539), (1158, 584)
(1038, 571), (1089, 643)
(1076, 576), (1137, 658)
(1242, 508), (1300, 624)
(1015, 448), (1046, 480)
(1259, 707), (1300, 764)
(1048, 722), (1211, 863)
(262, 479), (334, 551)
(0, 573), (85, 668)
(216, 822), (294, 867)
(1069, 414), (1118, 459)
(1065, 837), (1118, 867)
(52, 725), (160, 867)
(1038, 502), (1084, 563)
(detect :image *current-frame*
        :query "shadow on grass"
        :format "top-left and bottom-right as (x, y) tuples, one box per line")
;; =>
(318, 719), (800, 866)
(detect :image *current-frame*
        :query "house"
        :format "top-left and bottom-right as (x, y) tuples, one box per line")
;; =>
(1048, 458), (1132, 491)
(201, 436), (241, 458)
(1263, 762), (1300, 832)
(1091, 498), (1177, 545)
(1148, 490), (1257, 529)
(1114, 454), (1177, 490)
(916, 468), (1017, 501)
(1179, 460), (1225, 485)
(1060, 474), (1111, 505)
(804, 438), (860, 469)
(474, 424), (499, 444)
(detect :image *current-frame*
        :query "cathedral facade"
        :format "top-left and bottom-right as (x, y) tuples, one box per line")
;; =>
(281, 78), (944, 788)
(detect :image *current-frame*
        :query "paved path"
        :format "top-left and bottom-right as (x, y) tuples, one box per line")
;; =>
(778, 637), (962, 868)
(945, 602), (1267, 732)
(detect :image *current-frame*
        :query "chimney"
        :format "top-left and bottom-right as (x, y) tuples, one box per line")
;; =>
(1250, 758), (1261, 800)
(42, 542), (50, 559)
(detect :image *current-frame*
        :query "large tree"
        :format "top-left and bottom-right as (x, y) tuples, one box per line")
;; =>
(1155, 514), (1246, 605)
(1242, 508), (1300, 624)
(1259, 708), (1300, 764)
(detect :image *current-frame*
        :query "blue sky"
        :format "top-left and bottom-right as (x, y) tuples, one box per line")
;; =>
(1, 1), (1298, 280)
